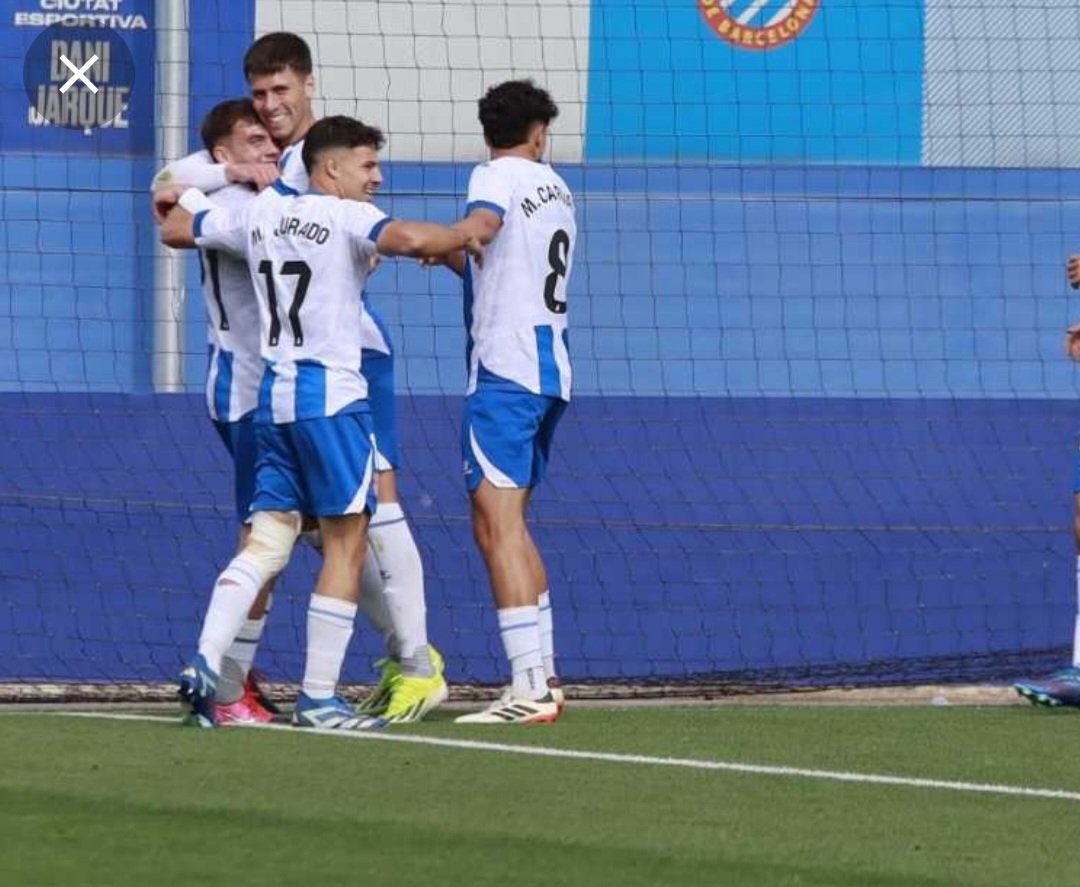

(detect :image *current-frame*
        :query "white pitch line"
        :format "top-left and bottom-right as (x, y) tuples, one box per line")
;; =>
(21, 710), (1080, 805)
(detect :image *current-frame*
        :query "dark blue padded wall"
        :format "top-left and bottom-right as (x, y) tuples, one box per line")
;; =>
(0, 392), (1072, 685)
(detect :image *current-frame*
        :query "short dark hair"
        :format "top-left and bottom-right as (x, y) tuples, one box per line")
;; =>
(243, 32), (313, 79)
(200, 98), (262, 154)
(478, 79), (559, 149)
(301, 116), (386, 173)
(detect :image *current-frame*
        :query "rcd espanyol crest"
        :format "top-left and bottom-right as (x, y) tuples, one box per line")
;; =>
(698, 0), (821, 50)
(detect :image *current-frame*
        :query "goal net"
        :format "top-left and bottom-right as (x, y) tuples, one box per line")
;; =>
(2, 0), (1078, 700)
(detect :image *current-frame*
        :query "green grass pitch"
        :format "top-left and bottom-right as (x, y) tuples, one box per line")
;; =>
(1, 705), (1078, 886)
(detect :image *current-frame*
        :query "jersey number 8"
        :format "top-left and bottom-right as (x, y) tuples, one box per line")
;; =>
(544, 229), (570, 315)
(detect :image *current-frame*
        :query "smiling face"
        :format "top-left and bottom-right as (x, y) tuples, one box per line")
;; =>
(339, 145), (383, 202)
(315, 144), (383, 202)
(211, 118), (280, 166)
(248, 66), (315, 147)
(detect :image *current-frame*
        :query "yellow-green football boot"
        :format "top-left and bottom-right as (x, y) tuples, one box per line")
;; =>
(380, 646), (448, 724)
(357, 657), (400, 717)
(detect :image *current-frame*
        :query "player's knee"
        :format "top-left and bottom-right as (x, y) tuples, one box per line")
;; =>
(474, 508), (524, 556)
(315, 515), (368, 566)
(242, 511), (301, 579)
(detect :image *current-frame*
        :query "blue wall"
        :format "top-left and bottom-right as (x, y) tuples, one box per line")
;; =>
(366, 165), (1080, 398)
(587, 0), (924, 163)
(0, 392), (1071, 685)
(5, 164), (1080, 398)
(0, 157), (155, 390)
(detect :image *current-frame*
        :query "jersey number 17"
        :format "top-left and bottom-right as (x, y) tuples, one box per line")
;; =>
(258, 260), (312, 346)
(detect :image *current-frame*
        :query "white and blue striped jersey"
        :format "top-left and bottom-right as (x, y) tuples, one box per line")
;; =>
(193, 186), (393, 424)
(278, 139), (393, 356)
(277, 141), (307, 193)
(465, 156), (575, 401)
(199, 184), (262, 422)
(156, 141), (395, 357)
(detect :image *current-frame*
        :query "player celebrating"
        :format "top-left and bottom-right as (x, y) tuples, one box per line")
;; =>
(159, 116), (481, 729)
(1013, 257), (1080, 707)
(155, 32), (446, 723)
(188, 98), (282, 725)
(435, 81), (574, 724)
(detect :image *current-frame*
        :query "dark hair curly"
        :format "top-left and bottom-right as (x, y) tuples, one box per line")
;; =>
(478, 79), (559, 149)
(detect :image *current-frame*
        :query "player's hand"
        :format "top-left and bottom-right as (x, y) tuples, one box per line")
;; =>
(368, 254), (381, 275)
(462, 236), (483, 269)
(1066, 323), (1080, 361)
(1068, 255), (1080, 290)
(226, 162), (280, 190)
(422, 250), (468, 277)
(152, 185), (187, 223)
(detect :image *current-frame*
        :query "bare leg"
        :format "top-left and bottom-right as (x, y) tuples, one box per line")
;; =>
(470, 480), (548, 700)
(470, 481), (544, 609)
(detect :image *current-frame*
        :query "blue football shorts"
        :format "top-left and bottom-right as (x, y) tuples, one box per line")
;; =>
(251, 410), (378, 517)
(213, 414), (257, 522)
(461, 384), (567, 492)
(362, 348), (398, 472)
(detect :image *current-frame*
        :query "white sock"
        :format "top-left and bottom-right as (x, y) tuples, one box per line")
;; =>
(358, 546), (400, 658)
(369, 502), (432, 676)
(498, 606), (546, 700)
(217, 615), (266, 704)
(302, 595), (357, 699)
(538, 590), (556, 682)
(1073, 556), (1080, 667)
(196, 556), (265, 675)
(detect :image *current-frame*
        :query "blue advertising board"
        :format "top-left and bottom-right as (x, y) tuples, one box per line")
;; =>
(586, 0), (924, 163)
(0, 0), (155, 155)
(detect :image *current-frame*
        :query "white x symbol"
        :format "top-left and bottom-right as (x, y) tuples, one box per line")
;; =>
(59, 54), (99, 94)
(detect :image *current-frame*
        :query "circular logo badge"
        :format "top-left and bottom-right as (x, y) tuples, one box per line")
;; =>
(23, 23), (137, 132)
(698, 0), (821, 51)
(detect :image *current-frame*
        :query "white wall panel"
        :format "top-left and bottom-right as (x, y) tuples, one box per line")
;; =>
(924, 0), (1080, 167)
(256, 0), (591, 162)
